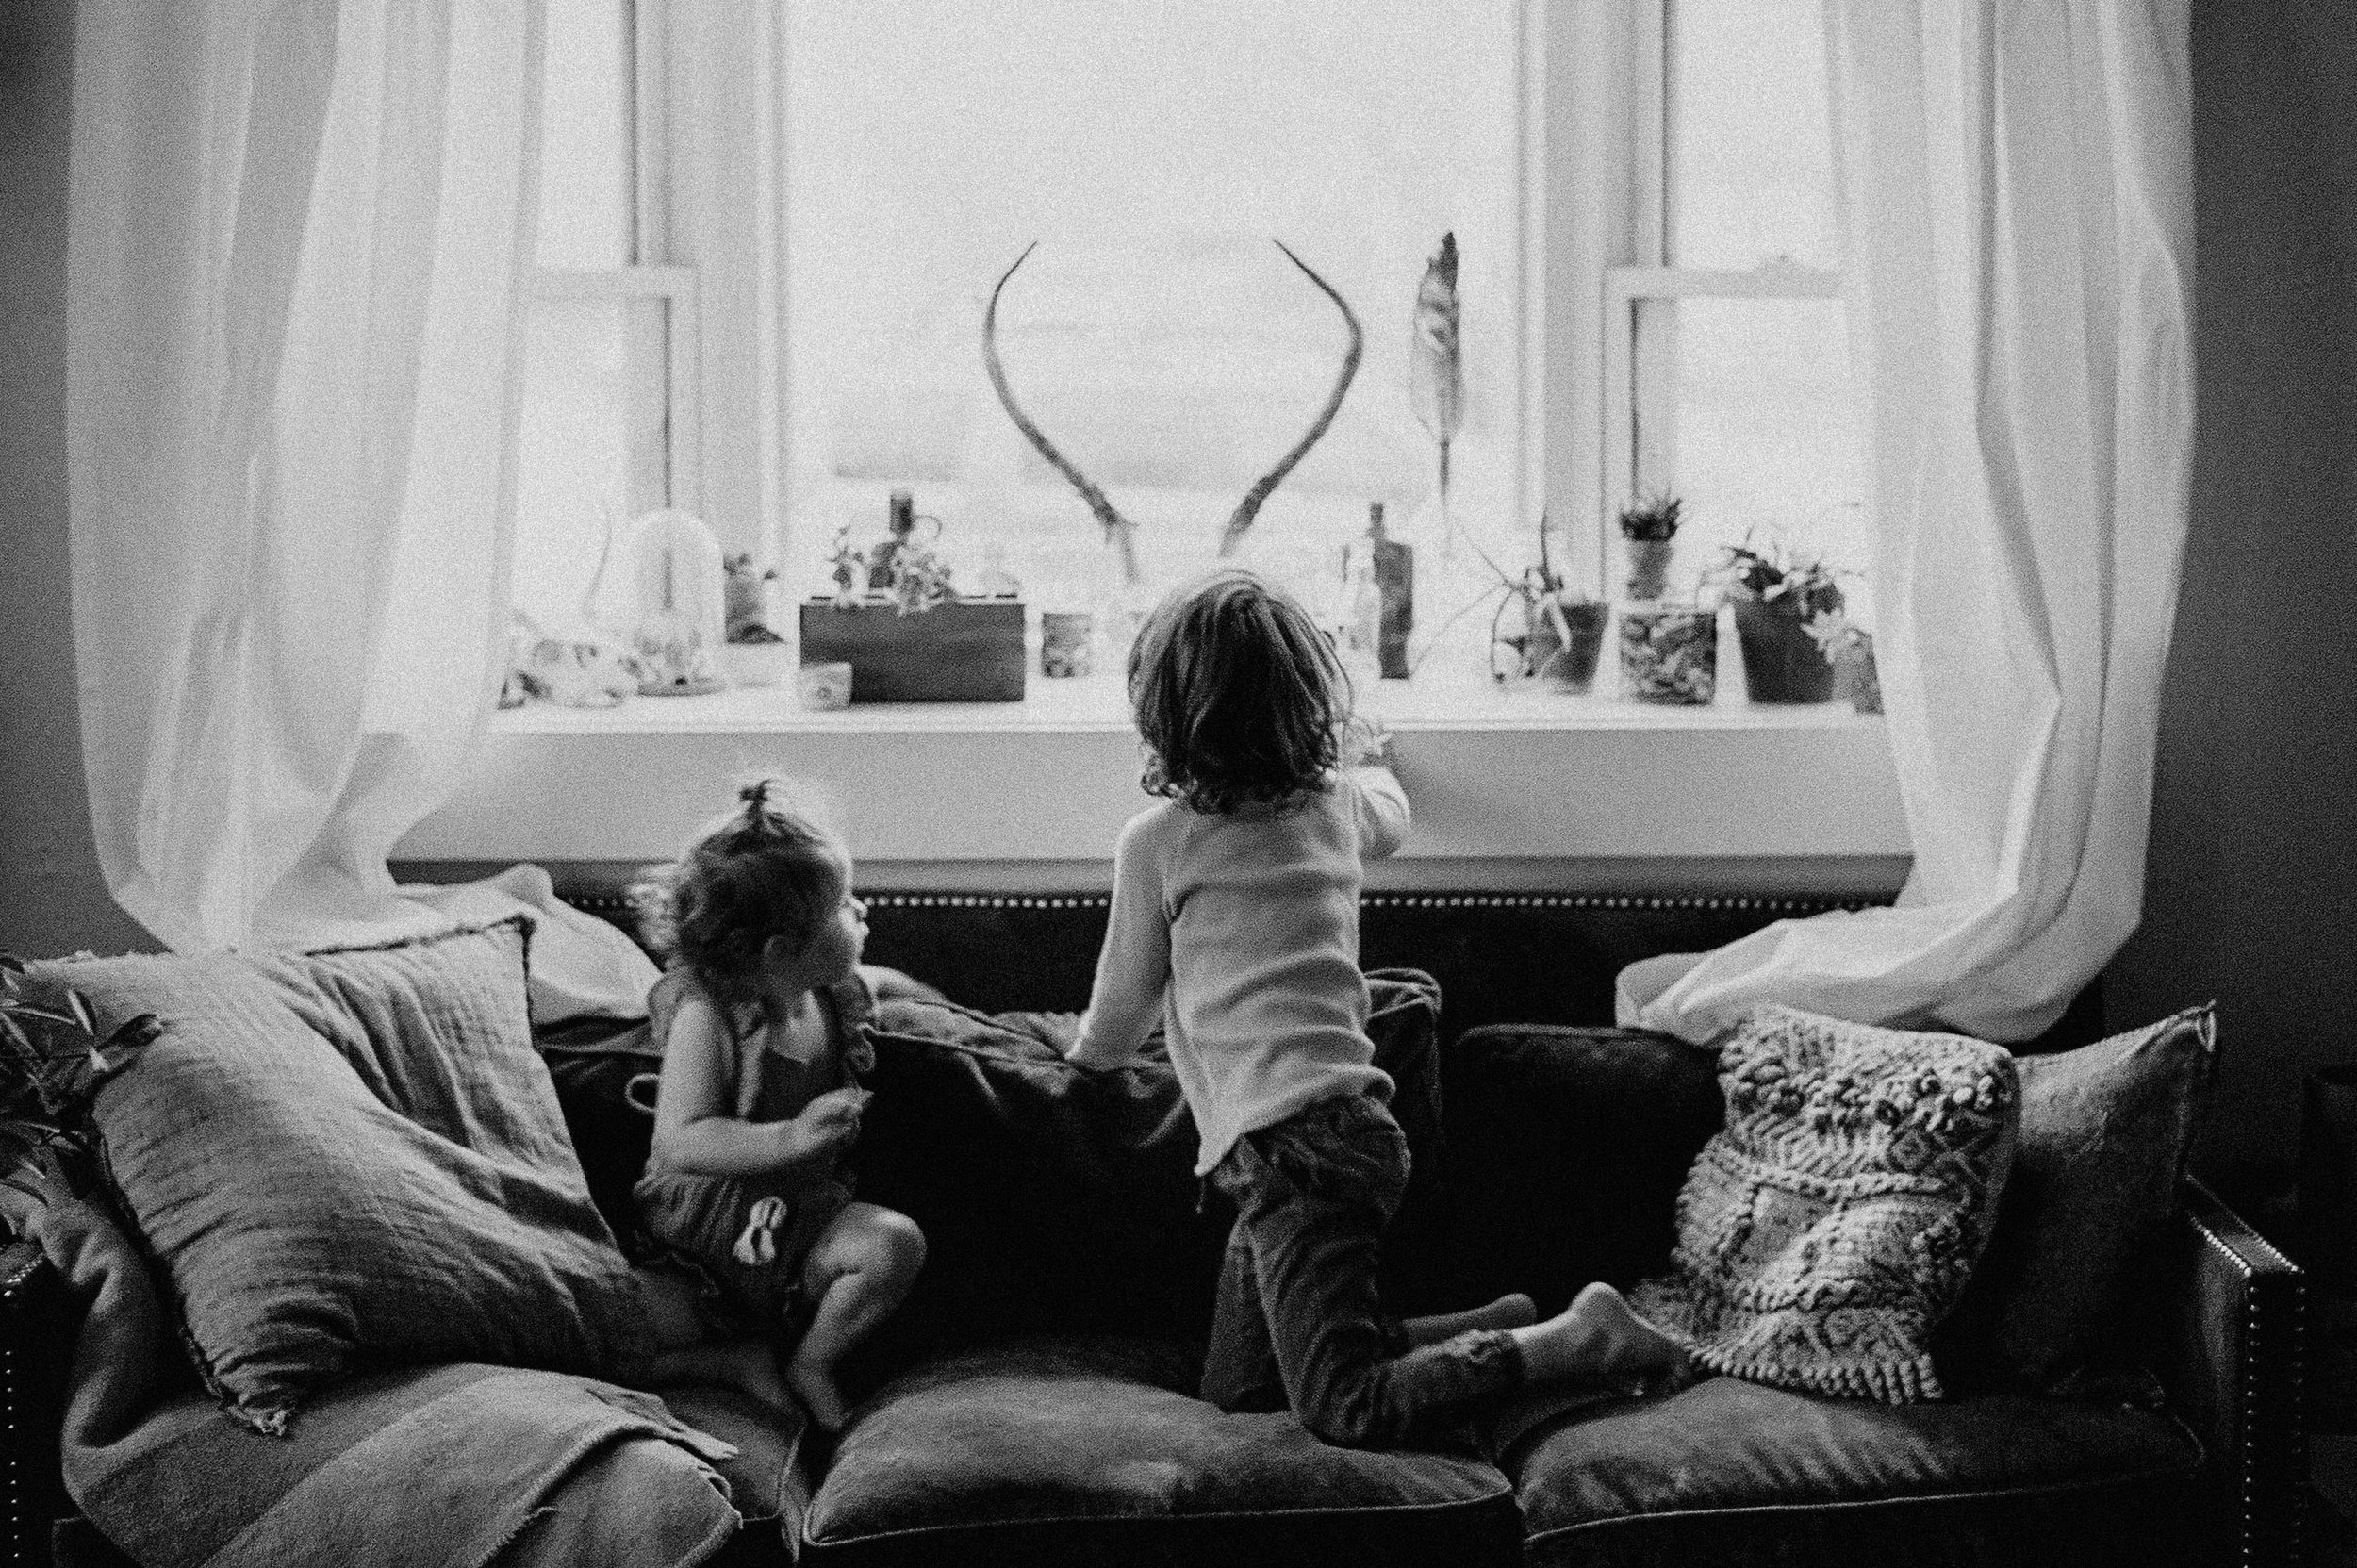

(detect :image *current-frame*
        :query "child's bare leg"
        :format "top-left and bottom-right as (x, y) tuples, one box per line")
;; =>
(1509, 1282), (1688, 1385)
(1399, 1293), (1537, 1346)
(629, 1266), (794, 1414)
(785, 1202), (927, 1431)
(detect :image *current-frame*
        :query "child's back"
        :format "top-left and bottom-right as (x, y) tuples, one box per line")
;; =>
(1080, 768), (1409, 1178)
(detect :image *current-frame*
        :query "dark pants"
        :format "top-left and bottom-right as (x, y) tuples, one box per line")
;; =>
(1200, 1093), (1523, 1449)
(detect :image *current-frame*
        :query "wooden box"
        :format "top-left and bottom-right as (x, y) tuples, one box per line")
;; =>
(799, 598), (1027, 703)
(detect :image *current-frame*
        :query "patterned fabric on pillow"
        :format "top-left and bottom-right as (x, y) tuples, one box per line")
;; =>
(33, 918), (649, 1435)
(1630, 1006), (2019, 1404)
(1936, 1005), (2217, 1395)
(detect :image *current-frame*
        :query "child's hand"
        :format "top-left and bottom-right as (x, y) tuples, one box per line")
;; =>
(1341, 713), (1391, 767)
(776, 1087), (869, 1164)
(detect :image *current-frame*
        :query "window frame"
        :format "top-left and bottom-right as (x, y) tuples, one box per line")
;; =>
(568, 0), (1851, 611)
(522, 0), (699, 520)
(1594, 0), (1849, 552)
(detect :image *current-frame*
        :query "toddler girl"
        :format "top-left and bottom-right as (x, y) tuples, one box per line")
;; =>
(1065, 569), (1686, 1449)
(633, 782), (926, 1430)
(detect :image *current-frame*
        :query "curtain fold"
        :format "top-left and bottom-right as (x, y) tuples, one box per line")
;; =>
(67, 0), (543, 951)
(1621, 0), (2195, 1043)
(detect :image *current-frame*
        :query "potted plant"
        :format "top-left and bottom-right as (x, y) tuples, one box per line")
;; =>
(1617, 490), (1684, 602)
(720, 553), (791, 688)
(1712, 536), (1847, 704)
(1491, 520), (1607, 693)
(799, 501), (1027, 703)
(1, 956), (160, 1209)
(1805, 610), (1883, 714)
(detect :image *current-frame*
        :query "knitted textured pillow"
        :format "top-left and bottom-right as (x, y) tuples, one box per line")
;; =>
(1629, 1006), (2019, 1404)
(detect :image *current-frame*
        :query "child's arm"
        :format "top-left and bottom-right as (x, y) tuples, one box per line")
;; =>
(1345, 763), (1411, 862)
(651, 995), (862, 1178)
(1068, 815), (1171, 1071)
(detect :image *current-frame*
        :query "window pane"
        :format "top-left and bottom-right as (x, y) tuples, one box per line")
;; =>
(536, 0), (633, 269)
(1671, 0), (1838, 270)
(511, 296), (671, 629)
(778, 1), (1527, 615)
(1637, 296), (1871, 624)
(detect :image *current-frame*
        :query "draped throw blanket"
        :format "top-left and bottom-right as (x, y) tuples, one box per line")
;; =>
(12, 1189), (742, 1568)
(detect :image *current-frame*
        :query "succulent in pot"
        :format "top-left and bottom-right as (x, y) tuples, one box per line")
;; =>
(1617, 490), (1684, 602)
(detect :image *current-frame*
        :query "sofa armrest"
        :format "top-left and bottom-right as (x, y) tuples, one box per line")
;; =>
(2156, 1177), (2307, 1568)
(5, 1233), (76, 1566)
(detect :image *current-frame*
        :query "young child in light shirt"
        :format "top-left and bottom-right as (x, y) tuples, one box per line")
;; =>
(1066, 568), (1687, 1449)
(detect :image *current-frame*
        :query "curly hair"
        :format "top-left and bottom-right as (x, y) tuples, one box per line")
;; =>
(633, 779), (846, 1010)
(1127, 568), (1350, 817)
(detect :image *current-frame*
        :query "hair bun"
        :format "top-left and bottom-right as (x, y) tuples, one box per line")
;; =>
(738, 779), (775, 812)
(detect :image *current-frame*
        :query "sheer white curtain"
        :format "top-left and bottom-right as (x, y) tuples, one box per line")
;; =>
(1621, 0), (2196, 1043)
(67, 0), (543, 951)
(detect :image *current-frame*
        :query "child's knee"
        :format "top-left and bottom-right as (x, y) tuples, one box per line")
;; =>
(863, 1207), (927, 1279)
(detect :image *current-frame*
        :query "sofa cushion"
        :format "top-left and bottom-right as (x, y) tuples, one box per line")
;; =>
(1628, 1007), (2019, 1403)
(848, 971), (1445, 1370)
(1438, 1025), (1724, 1314)
(804, 1338), (1522, 1568)
(1502, 1374), (2204, 1568)
(654, 1383), (812, 1550)
(32, 920), (647, 1434)
(1937, 1006), (2217, 1395)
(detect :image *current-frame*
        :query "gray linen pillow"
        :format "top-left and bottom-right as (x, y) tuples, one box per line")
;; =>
(1936, 1005), (2217, 1395)
(36, 917), (650, 1434)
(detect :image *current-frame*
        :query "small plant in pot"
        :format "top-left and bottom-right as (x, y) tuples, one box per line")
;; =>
(1489, 518), (1607, 693)
(1805, 610), (1883, 714)
(1617, 490), (1684, 602)
(1712, 536), (1848, 704)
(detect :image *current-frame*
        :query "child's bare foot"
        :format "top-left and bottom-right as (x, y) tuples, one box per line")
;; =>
(1399, 1293), (1539, 1346)
(783, 1353), (851, 1432)
(1510, 1282), (1689, 1387)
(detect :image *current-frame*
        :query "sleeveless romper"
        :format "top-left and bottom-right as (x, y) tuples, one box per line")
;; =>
(632, 968), (877, 1326)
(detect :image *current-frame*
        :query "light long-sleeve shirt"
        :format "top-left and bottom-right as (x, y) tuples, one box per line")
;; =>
(1072, 767), (1411, 1175)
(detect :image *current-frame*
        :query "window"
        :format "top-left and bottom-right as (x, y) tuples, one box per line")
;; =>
(772, 1), (1539, 636)
(511, 0), (695, 633)
(510, 0), (1867, 664)
(1603, 0), (1870, 620)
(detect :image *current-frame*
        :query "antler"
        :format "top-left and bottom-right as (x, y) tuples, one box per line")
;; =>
(981, 240), (1364, 576)
(982, 242), (1144, 587)
(1219, 241), (1363, 557)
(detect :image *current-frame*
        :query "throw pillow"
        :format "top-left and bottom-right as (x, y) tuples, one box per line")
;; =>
(1629, 1006), (2019, 1404)
(850, 970), (1444, 1362)
(1936, 1005), (2217, 1395)
(33, 918), (649, 1435)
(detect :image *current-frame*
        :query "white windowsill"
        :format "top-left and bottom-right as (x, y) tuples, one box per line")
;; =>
(397, 663), (1913, 897)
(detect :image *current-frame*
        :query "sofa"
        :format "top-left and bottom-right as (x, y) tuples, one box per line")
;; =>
(0, 889), (2308, 1568)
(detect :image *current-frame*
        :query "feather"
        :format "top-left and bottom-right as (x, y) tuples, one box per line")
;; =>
(1408, 232), (1463, 496)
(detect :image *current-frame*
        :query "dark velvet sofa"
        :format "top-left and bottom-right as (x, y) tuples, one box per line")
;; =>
(1, 890), (2308, 1567)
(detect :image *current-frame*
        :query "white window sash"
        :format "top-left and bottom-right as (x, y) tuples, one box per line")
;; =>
(1601, 261), (1843, 514)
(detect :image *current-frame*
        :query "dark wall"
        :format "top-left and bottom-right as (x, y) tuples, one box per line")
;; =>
(2109, 0), (2357, 1183)
(0, 0), (150, 959)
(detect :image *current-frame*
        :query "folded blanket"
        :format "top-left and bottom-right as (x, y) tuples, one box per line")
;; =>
(21, 1185), (749, 1568)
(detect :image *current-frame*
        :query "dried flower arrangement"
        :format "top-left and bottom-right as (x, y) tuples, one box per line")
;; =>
(1409, 232), (1464, 539)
